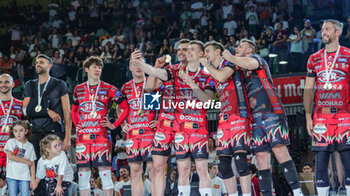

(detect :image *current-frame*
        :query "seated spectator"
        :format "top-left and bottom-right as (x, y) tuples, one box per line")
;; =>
(302, 162), (312, 173)
(190, 162), (199, 183)
(143, 172), (151, 196)
(165, 168), (178, 196)
(159, 39), (174, 56)
(0, 173), (7, 196)
(114, 166), (131, 196)
(208, 137), (218, 164)
(208, 163), (227, 196)
(223, 14), (238, 37)
(0, 53), (14, 74)
(114, 132), (127, 169)
(250, 164), (261, 196)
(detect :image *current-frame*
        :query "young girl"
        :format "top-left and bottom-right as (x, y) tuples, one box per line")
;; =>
(34, 134), (73, 196)
(4, 120), (36, 196)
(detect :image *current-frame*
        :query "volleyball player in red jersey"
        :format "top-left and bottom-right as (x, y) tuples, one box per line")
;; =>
(144, 39), (189, 196)
(201, 41), (252, 196)
(120, 59), (157, 196)
(132, 40), (215, 196)
(223, 39), (303, 196)
(304, 19), (350, 195)
(71, 56), (129, 196)
(0, 74), (23, 171)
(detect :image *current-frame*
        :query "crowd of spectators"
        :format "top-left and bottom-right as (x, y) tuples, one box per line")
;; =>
(0, 0), (348, 195)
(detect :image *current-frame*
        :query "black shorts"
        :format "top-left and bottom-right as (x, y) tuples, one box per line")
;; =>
(250, 113), (290, 153)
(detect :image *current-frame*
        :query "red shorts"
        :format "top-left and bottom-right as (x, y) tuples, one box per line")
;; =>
(152, 118), (177, 156)
(174, 130), (209, 160)
(216, 114), (251, 155)
(312, 112), (350, 152)
(126, 128), (154, 162)
(76, 134), (112, 168)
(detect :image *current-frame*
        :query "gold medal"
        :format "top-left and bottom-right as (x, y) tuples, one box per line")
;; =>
(137, 109), (145, 116)
(1, 125), (9, 133)
(90, 111), (97, 118)
(165, 54), (172, 63)
(323, 82), (332, 91)
(178, 69), (184, 76)
(35, 105), (42, 112)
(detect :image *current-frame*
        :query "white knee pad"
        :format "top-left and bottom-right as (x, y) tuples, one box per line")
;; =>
(78, 171), (91, 190)
(99, 170), (114, 190)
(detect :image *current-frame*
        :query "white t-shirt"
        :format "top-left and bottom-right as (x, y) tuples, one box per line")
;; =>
(222, 5), (233, 19)
(223, 20), (238, 36)
(288, 34), (303, 53)
(4, 138), (36, 181)
(191, 2), (204, 20)
(245, 11), (259, 25)
(36, 151), (73, 182)
(143, 179), (151, 196)
(211, 176), (227, 196)
(115, 139), (127, 160)
(114, 179), (131, 194)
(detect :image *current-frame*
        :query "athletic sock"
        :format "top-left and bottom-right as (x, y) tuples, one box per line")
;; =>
(292, 188), (304, 196)
(316, 187), (329, 196)
(199, 188), (212, 196)
(242, 193), (251, 196)
(229, 193), (238, 196)
(178, 185), (191, 196)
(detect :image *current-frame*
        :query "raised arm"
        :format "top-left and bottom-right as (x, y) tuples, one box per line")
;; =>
(200, 58), (234, 83)
(132, 50), (169, 81)
(145, 56), (167, 92)
(222, 50), (259, 70)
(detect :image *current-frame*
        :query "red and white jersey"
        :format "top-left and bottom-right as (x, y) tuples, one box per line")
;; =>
(121, 78), (156, 131)
(0, 98), (23, 148)
(167, 66), (215, 132)
(307, 46), (350, 113)
(212, 60), (250, 118)
(72, 81), (123, 137)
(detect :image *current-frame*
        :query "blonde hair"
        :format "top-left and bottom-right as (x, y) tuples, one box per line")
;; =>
(9, 120), (32, 139)
(39, 134), (60, 159)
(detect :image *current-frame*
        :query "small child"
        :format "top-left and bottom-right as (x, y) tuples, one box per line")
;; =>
(4, 120), (36, 196)
(34, 135), (73, 196)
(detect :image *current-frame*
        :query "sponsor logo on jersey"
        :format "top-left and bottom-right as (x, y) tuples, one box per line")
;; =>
(313, 124), (327, 134)
(76, 144), (86, 153)
(175, 134), (184, 143)
(154, 132), (166, 141)
(80, 101), (104, 113)
(318, 70), (346, 83)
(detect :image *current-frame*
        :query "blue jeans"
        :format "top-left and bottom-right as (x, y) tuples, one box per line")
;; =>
(7, 178), (30, 196)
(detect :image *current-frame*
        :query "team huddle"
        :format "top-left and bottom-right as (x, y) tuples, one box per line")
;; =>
(0, 19), (348, 196)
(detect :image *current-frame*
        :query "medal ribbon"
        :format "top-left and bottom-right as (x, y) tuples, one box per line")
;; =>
(186, 65), (201, 79)
(37, 77), (51, 107)
(133, 76), (145, 109)
(0, 98), (13, 127)
(86, 81), (101, 112)
(324, 46), (341, 85)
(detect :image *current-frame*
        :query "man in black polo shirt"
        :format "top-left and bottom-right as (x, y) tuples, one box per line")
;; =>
(23, 54), (72, 158)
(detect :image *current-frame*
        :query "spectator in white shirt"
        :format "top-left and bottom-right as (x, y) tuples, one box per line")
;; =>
(209, 163), (227, 196)
(114, 132), (127, 168)
(222, 0), (233, 20)
(114, 166), (131, 196)
(223, 14), (238, 36)
(191, 0), (204, 20)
